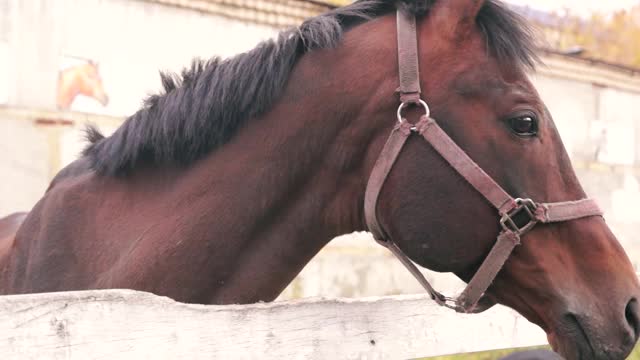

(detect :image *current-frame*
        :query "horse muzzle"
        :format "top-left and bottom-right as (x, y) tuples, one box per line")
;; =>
(548, 296), (640, 360)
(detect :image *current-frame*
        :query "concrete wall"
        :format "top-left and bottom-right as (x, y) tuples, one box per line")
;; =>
(2, 0), (640, 302)
(0, 0), (277, 211)
(1, 0), (278, 114)
(0, 107), (123, 216)
(0, 113), (50, 215)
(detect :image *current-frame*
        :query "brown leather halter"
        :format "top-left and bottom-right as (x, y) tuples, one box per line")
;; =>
(364, 8), (604, 314)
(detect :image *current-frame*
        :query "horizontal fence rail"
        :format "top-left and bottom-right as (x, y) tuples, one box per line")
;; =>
(0, 289), (546, 360)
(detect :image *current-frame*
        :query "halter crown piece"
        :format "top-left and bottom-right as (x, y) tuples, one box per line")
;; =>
(363, 8), (604, 313)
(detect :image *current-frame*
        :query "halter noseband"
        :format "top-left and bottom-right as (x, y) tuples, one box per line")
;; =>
(363, 8), (603, 313)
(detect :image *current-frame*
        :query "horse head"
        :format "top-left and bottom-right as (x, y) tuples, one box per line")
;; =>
(358, 1), (640, 359)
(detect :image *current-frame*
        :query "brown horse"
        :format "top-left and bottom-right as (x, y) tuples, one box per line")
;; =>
(56, 60), (109, 110)
(2, 1), (639, 359)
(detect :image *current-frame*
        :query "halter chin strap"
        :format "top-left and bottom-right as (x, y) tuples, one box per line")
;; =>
(364, 8), (604, 313)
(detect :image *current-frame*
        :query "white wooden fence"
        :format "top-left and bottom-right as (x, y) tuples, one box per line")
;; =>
(0, 289), (547, 360)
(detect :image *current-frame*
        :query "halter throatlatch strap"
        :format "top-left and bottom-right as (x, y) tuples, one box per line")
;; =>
(364, 122), (413, 242)
(364, 120), (453, 307)
(364, 7), (604, 313)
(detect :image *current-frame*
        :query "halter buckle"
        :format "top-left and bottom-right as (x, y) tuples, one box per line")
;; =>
(500, 198), (538, 235)
(441, 296), (465, 312)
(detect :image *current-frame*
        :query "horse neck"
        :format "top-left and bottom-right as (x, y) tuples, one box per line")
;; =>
(163, 47), (397, 304)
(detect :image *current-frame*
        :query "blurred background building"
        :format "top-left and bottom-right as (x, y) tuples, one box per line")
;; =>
(1, 0), (639, 301)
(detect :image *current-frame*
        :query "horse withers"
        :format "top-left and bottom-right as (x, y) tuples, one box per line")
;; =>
(1, 1), (638, 359)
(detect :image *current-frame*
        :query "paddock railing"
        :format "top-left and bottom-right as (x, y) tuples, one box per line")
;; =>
(0, 289), (546, 360)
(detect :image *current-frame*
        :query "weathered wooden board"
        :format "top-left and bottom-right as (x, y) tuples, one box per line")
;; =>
(0, 289), (546, 359)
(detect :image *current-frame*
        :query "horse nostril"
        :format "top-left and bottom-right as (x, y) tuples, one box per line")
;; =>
(625, 298), (640, 341)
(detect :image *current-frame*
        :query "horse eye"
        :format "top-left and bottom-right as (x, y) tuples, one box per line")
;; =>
(508, 115), (537, 136)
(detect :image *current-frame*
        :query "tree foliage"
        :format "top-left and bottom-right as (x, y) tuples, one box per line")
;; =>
(539, 5), (640, 68)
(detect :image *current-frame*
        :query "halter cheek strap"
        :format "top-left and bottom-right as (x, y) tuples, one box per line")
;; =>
(364, 8), (604, 314)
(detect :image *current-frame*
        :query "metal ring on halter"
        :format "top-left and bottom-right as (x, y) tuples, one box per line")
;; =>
(396, 99), (430, 124)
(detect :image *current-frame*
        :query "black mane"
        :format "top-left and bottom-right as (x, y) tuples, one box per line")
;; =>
(83, 0), (538, 176)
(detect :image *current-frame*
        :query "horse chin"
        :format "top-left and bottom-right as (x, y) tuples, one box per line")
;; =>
(547, 331), (574, 360)
(546, 316), (629, 360)
(548, 329), (595, 360)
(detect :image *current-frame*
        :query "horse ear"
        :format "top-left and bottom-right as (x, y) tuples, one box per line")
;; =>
(430, 0), (485, 38)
